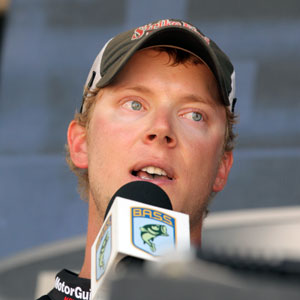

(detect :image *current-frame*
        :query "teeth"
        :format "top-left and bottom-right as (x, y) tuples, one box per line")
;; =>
(141, 166), (167, 176)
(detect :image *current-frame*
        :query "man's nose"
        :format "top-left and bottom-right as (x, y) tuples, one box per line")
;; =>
(142, 111), (177, 148)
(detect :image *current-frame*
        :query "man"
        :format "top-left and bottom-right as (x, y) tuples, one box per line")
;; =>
(38, 18), (237, 300)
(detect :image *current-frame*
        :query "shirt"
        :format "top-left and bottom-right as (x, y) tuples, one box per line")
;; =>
(37, 269), (91, 300)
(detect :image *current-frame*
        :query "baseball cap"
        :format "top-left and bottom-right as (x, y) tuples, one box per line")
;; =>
(81, 19), (237, 113)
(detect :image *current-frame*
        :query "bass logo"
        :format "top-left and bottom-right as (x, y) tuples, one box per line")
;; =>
(95, 216), (112, 281)
(140, 224), (168, 252)
(132, 207), (176, 256)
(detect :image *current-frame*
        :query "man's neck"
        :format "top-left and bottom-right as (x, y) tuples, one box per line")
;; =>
(79, 196), (103, 279)
(190, 224), (202, 246)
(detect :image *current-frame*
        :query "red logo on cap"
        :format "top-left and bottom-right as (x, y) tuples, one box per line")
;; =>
(131, 19), (210, 45)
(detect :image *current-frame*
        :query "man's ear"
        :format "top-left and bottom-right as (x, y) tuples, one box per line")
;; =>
(67, 120), (88, 168)
(213, 151), (233, 192)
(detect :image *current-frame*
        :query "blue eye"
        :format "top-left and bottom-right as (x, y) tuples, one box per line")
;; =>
(131, 100), (142, 111)
(122, 100), (143, 111)
(184, 111), (203, 122)
(192, 112), (203, 121)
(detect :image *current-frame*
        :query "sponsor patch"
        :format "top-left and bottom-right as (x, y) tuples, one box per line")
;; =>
(131, 19), (210, 45)
(95, 216), (112, 281)
(131, 207), (176, 256)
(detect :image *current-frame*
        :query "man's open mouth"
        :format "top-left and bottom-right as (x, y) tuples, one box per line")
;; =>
(131, 166), (173, 180)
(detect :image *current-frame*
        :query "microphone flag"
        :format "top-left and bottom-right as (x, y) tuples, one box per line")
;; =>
(91, 193), (190, 299)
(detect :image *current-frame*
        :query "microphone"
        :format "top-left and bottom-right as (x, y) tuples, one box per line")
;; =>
(91, 181), (190, 300)
(105, 180), (173, 218)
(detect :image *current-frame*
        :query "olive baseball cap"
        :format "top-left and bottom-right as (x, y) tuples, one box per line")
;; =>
(81, 19), (237, 113)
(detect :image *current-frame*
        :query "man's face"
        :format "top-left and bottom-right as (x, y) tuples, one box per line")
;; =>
(79, 49), (232, 231)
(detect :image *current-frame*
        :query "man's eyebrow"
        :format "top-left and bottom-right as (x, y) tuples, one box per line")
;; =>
(116, 84), (153, 94)
(182, 93), (219, 107)
(183, 94), (209, 104)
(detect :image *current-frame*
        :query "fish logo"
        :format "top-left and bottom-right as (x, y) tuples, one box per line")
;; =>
(140, 224), (169, 252)
(99, 233), (109, 269)
(132, 207), (176, 256)
(96, 216), (112, 281)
